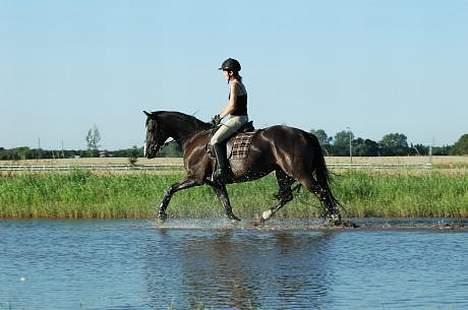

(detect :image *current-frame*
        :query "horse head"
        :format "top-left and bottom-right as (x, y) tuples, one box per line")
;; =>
(143, 111), (169, 159)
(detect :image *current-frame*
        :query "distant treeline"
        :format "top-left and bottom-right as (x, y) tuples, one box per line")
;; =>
(0, 143), (180, 160)
(1, 132), (466, 160)
(310, 130), (466, 156)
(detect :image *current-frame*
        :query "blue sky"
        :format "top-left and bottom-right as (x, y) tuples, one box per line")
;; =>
(1, 0), (467, 150)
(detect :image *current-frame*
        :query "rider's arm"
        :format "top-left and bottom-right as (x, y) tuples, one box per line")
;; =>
(219, 81), (239, 118)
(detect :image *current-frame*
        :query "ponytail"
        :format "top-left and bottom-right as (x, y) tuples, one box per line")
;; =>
(227, 71), (242, 84)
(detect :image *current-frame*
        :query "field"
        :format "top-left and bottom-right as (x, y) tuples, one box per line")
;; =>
(1, 155), (467, 171)
(0, 156), (467, 219)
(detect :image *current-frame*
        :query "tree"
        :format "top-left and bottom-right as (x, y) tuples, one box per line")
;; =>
(332, 130), (354, 156)
(353, 138), (380, 156)
(15, 147), (30, 160)
(310, 129), (332, 154)
(380, 133), (409, 156)
(86, 125), (101, 157)
(433, 145), (451, 155)
(450, 134), (468, 155)
(412, 144), (429, 156)
(310, 129), (332, 146)
(112, 147), (144, 158)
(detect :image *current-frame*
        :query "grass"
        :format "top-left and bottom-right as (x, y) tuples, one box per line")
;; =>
(335, 171), (468, 217)
(0, 168), (467, 219)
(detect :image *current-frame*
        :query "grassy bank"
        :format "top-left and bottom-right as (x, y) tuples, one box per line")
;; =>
(0, 169), (467, 219)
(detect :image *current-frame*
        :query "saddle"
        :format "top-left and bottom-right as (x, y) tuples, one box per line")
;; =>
(208, 121), (256, 160)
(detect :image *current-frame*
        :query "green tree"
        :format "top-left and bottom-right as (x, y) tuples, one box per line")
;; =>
(353, 138), (380, 156)
(15, 147), (30, 160)
(112, 147), (144, 158)
(412, 144), (430, 156)
(380, 133), (409, 156)
(86, 125), (101, 157)
(433, 145), (451, 155)
(310, 129), (332, 154)
(333, 130), (354, 156)
(450, 134), (468, 155)
(310, 129), (332, 146)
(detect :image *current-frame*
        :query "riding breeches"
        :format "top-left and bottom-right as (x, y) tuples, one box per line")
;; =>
(209, 115), (249, 145)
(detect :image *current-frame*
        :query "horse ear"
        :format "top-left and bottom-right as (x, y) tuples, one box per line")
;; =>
(143, 111), (151, 117)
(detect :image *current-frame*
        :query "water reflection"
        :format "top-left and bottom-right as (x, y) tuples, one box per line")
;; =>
(272, 232), (334, 307)
(181, 231), (260, 309)
(142, 228), (337, 309)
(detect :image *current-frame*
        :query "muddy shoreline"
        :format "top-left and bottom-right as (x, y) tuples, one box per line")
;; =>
(152, 217), (468, 232)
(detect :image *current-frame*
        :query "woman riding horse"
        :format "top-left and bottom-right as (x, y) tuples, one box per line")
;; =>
(144, 112), (344, 225)
(210, 58), (249, 182)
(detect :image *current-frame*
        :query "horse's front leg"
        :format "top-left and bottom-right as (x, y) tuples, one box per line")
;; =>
(158, 178), (200, 221)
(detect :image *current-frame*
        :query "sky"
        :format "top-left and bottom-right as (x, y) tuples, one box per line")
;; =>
(1, 0), (467, 150)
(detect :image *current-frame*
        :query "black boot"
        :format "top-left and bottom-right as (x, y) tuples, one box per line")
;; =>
(212, 143), (228, 183)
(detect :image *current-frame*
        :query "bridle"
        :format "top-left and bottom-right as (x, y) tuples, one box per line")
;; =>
(147, 120), (175, 155)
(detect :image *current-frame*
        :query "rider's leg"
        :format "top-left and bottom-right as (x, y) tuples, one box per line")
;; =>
(209, 116), (247, 181)
(212, 142), (228, 180)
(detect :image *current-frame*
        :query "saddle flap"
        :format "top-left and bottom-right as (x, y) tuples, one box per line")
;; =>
(206, 121), (256, 160)
(226, 132), (256, 160)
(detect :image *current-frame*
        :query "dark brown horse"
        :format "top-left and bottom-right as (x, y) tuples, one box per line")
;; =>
(144, 111), (342, 225)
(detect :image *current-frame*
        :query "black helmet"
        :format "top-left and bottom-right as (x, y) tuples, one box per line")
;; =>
(218, 58), (241, 72)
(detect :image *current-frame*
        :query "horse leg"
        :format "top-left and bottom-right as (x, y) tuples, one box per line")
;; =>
(260, 170), (295, 223)
(209, 183), (241, 222)
(158, 178), (200, 221)
(298, 175), (342, 225)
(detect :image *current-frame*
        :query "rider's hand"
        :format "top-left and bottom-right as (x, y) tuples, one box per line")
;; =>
(211, 114), (221, 126)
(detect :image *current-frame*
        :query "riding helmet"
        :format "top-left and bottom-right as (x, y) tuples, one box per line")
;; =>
(218, 58), (241, 72)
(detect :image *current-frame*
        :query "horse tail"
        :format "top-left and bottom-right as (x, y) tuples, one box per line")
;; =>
(309, 133), (342, 209)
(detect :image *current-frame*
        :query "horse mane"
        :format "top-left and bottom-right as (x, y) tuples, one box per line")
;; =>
(153, 111), (212, 130)
(150, 111), (214, 145)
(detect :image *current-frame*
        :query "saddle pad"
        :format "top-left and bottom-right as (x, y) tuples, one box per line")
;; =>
(230, 133), (254, 160)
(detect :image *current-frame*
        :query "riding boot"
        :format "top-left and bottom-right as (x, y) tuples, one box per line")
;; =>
(212, 143), (228, 183)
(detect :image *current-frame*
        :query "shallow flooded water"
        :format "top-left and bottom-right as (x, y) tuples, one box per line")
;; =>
(1, 219), (468, 309)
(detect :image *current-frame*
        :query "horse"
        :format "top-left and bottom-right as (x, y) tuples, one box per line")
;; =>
(144, 111), (343, 225)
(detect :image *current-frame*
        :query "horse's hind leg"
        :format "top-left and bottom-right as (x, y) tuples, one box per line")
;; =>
(297, 175), (342, 225)
(273, 169), (295, 203)
(260, 170), (295, 222)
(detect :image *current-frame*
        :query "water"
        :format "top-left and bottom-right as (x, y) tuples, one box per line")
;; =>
(1, 219), (468, 309)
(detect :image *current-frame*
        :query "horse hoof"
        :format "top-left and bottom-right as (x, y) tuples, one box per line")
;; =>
(158, 212), (168, 223)
(262, 210), (273, 221)
(227, 214), (241, 223)
(227, 213), (241, 222)
(327, 214), (342, 226)
(343, 220), (360, 228)
(253, 214), (266, 226)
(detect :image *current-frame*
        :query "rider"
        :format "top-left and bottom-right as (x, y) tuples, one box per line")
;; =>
(210, 58), (249, 182)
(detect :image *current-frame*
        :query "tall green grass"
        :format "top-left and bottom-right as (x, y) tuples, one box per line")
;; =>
(0, 169), (467, 219)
